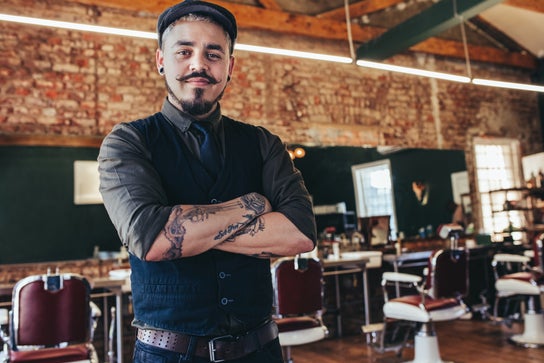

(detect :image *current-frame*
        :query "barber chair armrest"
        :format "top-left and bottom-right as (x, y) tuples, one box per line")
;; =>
(0, 309), (7, 327)
(492, 253), (531, 265)
(0, 309), (9, 357)
(382, 272), (422, 284)
(492, 253), (533, 281)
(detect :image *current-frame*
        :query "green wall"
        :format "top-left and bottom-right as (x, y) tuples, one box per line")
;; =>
(0, 145), (465, 264)
(0, 146), (120, 264)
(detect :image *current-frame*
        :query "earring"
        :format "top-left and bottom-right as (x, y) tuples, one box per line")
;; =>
(158, 67), (164, 75)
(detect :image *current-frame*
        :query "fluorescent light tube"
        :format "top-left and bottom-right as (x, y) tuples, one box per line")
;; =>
(0, 13), (156, 39)
(235, 44), (353, 63)
(1, 13), (542, 92)
(472, 78), (544, 93)
(356, 59), (471, 83)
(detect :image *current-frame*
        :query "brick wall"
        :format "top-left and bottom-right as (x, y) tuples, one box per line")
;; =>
(0, 0), (542, 154)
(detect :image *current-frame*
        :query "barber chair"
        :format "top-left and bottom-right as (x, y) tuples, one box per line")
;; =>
(491, 253), (531, 325)
(492, 235), (544, 347)
(371, 224), (469, 363)
(271, 256), (329, 363)
(0, 270), (99, 363)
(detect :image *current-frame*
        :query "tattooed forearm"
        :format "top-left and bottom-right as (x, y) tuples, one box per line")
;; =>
(163, 204), (228, 259)
(215, 221), (247, 240)
(215, 194), (268, 241)
(163, 206), (186, 259)
(184, 200), (245, 223)
(161, 194), (269, 259)
(224, 216), (265, 241)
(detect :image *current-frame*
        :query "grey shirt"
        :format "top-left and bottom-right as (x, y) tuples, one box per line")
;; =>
(98, 99), (316, 259)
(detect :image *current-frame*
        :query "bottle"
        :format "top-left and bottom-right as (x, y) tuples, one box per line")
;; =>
(395, 231), (404, 256)
(93, 245), (100, 259)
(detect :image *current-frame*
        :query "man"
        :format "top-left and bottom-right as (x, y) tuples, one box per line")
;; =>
(98, 1), (316, 362)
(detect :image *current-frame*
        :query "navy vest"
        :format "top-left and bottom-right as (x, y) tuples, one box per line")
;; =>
(129, 113), (272, 336)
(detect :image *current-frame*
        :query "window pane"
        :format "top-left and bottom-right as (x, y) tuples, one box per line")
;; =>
(352, 160), (397, 239)
(473, 137), (523, 241)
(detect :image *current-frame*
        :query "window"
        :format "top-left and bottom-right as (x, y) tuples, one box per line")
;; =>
(352, 159), (398, 239)
(473, 137), (524, 241)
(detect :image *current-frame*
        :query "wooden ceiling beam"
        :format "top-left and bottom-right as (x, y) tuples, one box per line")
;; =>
(256, 0), (282, 11)
(65, 0), (537, 69)
(317, 0), (406, 21)
(504, 0), (544, 13)
(356, 0), (503, 60)
(411, 37), (537, 70)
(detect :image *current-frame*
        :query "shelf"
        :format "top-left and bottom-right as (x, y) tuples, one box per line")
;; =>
(492, 208), (533, 213)
(487, 187), (544, 243)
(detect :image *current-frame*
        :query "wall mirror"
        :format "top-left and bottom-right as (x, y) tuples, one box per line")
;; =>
(293, 146), (467, 241)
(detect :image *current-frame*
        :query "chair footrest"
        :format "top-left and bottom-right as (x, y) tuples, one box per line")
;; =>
(361, 323), (384, 334)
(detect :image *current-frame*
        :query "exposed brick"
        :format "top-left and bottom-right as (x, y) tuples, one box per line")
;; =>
(0, 0), (541, 155)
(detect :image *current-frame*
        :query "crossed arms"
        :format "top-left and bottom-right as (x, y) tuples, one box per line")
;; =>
(146, 192), (313, 261)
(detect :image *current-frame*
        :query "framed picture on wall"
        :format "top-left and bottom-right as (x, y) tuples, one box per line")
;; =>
(358, 215), (391, 247)
(74, 160), (103, 205)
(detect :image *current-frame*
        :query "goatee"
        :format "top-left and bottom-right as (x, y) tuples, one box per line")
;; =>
(166, 80), (226, 117)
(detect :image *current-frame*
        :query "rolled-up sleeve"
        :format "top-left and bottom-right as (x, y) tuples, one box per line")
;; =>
(257, 127), (317, 245)
(98, 123), (172, 259)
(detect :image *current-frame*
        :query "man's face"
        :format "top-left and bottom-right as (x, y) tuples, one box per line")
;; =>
(156, 20), (234, 118)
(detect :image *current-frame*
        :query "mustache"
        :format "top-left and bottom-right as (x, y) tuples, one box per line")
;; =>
(176, 71), (219, 84)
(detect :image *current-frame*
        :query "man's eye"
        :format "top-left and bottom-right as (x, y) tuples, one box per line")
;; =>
(208, 53), (221, 60)
(177, 50), (190, 56)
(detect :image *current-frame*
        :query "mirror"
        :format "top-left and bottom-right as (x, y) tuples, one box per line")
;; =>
(293, 146), (467, 240)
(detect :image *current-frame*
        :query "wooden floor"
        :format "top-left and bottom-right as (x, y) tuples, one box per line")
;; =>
(290, 319), (544, 363)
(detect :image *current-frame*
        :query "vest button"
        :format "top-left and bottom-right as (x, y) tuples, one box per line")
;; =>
(220, 297), (230, 305)
(210, 198), (220, 204)
(219, 272), (226, 279)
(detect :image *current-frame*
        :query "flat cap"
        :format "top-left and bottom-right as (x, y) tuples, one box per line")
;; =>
(157, 0), (237, 49)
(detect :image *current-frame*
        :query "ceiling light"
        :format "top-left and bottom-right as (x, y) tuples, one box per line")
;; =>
(234, 44), (352, 63)
(287, 147), (306, 160)
(0, 13), (156, 39)
(356, 59), (471, 83)
(472, 78), (544, 93)
(1, 13), (542, 93)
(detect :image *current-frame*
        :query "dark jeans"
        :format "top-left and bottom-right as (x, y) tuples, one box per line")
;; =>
(133, 337), (284, 363)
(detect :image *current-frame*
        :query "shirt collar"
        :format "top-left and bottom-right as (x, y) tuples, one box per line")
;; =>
(160, 98), (222, 133)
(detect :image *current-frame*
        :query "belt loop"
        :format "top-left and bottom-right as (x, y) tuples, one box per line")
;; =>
(180, 335), (198, 362)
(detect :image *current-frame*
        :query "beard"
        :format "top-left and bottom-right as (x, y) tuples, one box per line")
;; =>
(166, 79), (226, 117)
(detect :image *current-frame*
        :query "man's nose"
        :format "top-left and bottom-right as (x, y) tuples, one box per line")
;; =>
(189, 53), (209, 72)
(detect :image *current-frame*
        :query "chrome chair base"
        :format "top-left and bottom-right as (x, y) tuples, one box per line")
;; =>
(508, 312), (544, 348)
(401, 332), (453, 363)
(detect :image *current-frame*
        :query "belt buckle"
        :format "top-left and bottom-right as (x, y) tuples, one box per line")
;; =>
(208, 334), (235, 362)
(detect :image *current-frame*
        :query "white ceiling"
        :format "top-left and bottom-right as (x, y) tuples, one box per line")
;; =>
(481, 4), (544, 58)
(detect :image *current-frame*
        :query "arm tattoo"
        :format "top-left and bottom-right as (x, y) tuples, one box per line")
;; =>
(224, 216), (265, 242)
(162, 194), (268, 259)
(164, 205), (228, 259)
(163, 206), (186, 260)
(216, 193), (268, 241)
(241, 193), (267, 214)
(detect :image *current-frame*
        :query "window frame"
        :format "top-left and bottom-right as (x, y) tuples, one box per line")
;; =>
(351, 159), (398, 240)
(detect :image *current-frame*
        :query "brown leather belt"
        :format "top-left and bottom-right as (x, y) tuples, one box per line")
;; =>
(137, 320), (278, 362)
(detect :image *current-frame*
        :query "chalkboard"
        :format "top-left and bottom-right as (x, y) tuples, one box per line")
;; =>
(0, 146), (120, 264)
